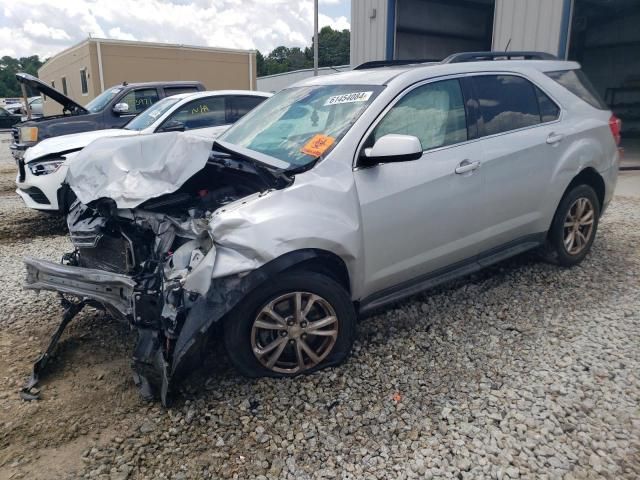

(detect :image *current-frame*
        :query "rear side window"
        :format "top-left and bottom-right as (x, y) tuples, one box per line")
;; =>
(546, 70), (608, 110)
(372, 78), (468, 151)
(165, 97), (226, 129)
(535, 87), (560, 122)
(226, 96), (267, 123)
(473, 75), (541, 136)
(164, 86), (200, 96)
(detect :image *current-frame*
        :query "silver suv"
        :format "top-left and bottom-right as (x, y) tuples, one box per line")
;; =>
(24, 52), (620, 405)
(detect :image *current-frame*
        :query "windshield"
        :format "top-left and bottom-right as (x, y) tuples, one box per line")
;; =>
(219, 84), (384, 167)
(124, 96), (181, 131)
(85, 86), (124, 113)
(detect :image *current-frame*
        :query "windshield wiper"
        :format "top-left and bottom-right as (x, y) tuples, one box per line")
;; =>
(213, 140), (291, 170)
(211, 141), (292, 189)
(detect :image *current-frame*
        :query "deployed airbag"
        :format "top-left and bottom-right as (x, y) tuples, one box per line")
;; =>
(66, 131), (213, 208)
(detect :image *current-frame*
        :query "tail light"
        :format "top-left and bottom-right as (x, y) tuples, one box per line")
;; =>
(609, 114), (622, 146)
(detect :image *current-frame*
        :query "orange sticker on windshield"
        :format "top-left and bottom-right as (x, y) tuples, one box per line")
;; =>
(300, 134), (335, 157)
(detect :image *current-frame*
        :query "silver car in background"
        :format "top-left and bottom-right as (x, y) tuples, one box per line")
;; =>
(23, 52), (620, 405)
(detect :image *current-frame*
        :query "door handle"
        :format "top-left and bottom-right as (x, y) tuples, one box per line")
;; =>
(455, 160), (480, 174)
(546, 132), (564, 144)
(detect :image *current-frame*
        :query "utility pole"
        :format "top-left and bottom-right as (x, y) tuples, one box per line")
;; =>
(314, 0), (319, 76)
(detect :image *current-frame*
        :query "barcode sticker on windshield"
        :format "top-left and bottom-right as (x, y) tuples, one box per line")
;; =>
(324, 91), (373, 106)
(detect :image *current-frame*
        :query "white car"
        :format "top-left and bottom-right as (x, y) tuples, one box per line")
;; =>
(6, 96), (43, 117)
(16, 90), (271, 211)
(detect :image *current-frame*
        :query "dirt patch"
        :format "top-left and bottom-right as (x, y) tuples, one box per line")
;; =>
(0, 309), (141, 478)
(0, 194), (67, 243)
(0, 164), (17, 194)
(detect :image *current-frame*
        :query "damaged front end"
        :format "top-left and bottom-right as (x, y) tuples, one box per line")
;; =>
(23, 134), (292, 405)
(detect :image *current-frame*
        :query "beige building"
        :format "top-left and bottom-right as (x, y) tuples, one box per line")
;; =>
(38, 38), (257, 115)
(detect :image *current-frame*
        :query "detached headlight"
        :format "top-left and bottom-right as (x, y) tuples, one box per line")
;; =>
(28, 159), (65, 176)
(19, 126), (38, 143)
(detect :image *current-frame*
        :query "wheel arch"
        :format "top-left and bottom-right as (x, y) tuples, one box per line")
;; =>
(563, 167), (605, 210)
(278, 249), (352, 294)
(545, 166), (605, 237)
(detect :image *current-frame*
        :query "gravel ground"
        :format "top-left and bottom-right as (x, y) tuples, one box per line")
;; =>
(0, 132), (638, 479)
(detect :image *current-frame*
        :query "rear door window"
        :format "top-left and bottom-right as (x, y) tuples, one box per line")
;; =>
(226, 95), (268, 123)
(120, 88), (160, 114)
(546, 69), (608, 110)
(163, 97), (226, 130)
(473, 75), (541, 136)
(371, 78), (468, 151)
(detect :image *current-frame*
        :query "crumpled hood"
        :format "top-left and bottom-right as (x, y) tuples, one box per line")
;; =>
(25, 129), (136, 163)
(66, 131), (214, 208)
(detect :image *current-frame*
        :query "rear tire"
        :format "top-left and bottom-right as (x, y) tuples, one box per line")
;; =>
(544, 184), (600, 267)
(223, 270), (356, 378)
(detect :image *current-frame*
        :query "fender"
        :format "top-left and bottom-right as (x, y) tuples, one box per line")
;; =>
(133, 248), (349, 405)
(541, 133), (609, 232)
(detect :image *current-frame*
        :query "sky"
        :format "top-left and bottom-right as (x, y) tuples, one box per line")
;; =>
(0, 0), (351, 59)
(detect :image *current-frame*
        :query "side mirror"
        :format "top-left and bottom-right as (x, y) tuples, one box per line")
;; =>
(113, 102), (130, 115)
(159, 120), (186, 132)
(359, 134), (423, 167)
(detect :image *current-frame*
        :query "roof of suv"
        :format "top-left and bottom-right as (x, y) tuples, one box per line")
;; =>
(115, 80), (204, 88)
(167, 90), (272, 101)
(295, 59), (582, 88)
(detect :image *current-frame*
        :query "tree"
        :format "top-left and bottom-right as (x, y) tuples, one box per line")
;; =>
(258, 26), (350, 77)
(268, 46), (292, 64)
(0, 55), (44, 97)
(256, 50), (266, 77)
(308, 26), (350, 67)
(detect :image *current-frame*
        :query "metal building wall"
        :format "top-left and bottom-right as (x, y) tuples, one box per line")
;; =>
(395, 0), (494, 60)
(350, 0), (390, 66)
(492, 0), (571, 57)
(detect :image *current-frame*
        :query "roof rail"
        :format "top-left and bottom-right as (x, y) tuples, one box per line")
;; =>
(353, 59), (439, 70)
(443, 51), (558, 63)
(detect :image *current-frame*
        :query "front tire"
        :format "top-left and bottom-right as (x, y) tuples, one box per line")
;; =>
(223, 271), (356, 378)
(545, 184), (600, 267)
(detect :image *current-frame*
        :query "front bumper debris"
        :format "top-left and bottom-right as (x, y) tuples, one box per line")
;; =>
(21, 257), (139, 401)
(20, 296), (86, 401)
(24, 256), (136, 317)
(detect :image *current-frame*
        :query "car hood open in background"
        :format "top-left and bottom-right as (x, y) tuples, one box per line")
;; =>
(66, 131), (215, 208)
(16, 72), (88, 115)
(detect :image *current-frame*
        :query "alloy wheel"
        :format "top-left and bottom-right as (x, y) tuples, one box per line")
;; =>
(563, 197), (595, 255)
(250, 291), (338, 374)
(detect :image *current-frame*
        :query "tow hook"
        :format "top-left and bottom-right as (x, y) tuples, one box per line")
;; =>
(20, 296), (87, 401)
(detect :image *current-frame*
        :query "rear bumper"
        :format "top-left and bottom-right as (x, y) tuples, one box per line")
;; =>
(24, 256), (136, 317)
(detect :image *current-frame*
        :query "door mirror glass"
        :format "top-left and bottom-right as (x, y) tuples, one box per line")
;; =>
(159, 119), (186, 132)
(360, 134), (423, 167)
(113, 102), (130, 114)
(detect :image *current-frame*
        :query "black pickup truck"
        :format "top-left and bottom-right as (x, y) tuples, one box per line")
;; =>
(10, 73), (205, 158)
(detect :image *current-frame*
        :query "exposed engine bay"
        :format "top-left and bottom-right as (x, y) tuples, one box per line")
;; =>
(23, 138), (293, 405)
